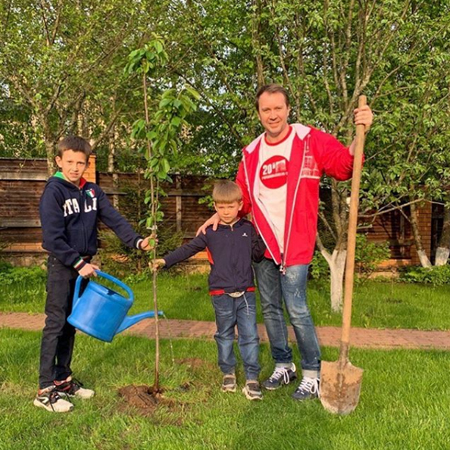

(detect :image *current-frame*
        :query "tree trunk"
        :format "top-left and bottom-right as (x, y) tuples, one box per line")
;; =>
(107, 131), (119, 209)
(45, 139), (55, 177)
(435, 205), (450, 266)
(410, 201), (432, 267)
(252, 0), (265, 89)
(328, 248), (347, 312)
(317, 235), (347, 313)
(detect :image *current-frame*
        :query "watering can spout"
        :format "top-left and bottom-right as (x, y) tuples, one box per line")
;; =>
(116, 311), (164, 334)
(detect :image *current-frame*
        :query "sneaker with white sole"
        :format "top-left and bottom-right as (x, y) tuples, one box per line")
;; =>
(54, 377), (95, 399)
(221, 373), (237, 393)
(34, 386), (74, 413)
(262, 363), (297, 390)
(291, 377), (320, 401)
(242, 381), (263, 401)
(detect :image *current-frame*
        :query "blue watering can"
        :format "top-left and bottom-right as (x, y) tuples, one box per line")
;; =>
(68, 271), (162, 343)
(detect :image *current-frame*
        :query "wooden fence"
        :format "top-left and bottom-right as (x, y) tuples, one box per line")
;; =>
(0, 158), (213, 266)
(0, 157), (440, 268)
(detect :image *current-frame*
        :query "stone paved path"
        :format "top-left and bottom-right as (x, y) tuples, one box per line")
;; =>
(1, 312), (450, 350)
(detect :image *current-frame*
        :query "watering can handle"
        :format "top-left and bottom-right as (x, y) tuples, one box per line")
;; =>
(73, 275), (84, 309)
(95, 270), (134, 302)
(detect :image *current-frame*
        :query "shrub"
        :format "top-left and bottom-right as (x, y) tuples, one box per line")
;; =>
(0, 265), (46, 285)
(310, 251), (330, 280)
(399, 265), (450, 286)
(355, 234), (391, 281)
(310, 235), (390, 282)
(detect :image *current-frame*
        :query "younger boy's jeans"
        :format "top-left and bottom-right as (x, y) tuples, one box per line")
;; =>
(39, 255), (88, 389)
(211, 291), (260, 380)
(253, 258), (321, 378)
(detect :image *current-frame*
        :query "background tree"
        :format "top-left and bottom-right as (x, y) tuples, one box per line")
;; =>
(164, 0), (450, 310)
(2, 0), (450, 311)
(0, 0), (171, 173)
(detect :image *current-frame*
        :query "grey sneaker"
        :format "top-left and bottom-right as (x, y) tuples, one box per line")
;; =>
(54, 377), (95, 399)
(291, 377), (320, 401)
(262, 364), (297, 390)
(242, 381), (262, 401)
(221, 373), (237, 393)
(33, 386), (74, 413)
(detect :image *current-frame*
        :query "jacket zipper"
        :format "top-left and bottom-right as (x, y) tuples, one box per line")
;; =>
(282, 134), (308, 272)
(79, 188), (87, 253)
(230, 223), (237, 291)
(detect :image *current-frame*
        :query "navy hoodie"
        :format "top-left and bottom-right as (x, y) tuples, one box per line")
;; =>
(39, 174), (142, 269)
(163, 218), (266, 294)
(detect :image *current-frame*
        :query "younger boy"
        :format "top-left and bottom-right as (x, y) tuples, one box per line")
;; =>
(35, 136), (152, 413)
(154, 180), (266, 400)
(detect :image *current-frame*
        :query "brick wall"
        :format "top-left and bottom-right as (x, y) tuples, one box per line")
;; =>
(364, 202), (433, 269)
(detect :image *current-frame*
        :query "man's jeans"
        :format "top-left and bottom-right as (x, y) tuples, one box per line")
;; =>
(39, 255), (88, 389)
(254, 258), (321, 378)
(211, 292), (260, 380)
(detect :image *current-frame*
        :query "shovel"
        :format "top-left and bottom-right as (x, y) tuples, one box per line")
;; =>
(320, 95), (367, 415)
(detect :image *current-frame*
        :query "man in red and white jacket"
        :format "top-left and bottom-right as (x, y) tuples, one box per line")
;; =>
(201, 84), (373, 401)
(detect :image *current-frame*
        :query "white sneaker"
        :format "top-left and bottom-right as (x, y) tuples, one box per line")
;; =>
(34, 386), (74, 412)
(54, 377), (95, 399)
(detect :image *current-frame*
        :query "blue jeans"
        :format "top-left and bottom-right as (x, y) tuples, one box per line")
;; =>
(211, 292), (260, 380)
(253, 258), (321, 378)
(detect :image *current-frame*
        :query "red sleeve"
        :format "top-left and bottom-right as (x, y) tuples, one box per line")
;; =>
(311, 129), (362, 181)
(236, 158), (252, 216)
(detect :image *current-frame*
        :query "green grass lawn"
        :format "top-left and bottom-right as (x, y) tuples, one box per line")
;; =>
(1, 271), (450, 330)
(1, 328), (449, 450)
(2, 271), (450, 449)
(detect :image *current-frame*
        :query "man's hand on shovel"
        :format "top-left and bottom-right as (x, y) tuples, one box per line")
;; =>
(349, 104), (373, 156)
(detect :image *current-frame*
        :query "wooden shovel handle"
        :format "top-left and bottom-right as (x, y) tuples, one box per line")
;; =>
(340, 95), (367, 361)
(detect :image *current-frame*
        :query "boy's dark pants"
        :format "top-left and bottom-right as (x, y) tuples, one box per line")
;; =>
(39, 255), (88, 389)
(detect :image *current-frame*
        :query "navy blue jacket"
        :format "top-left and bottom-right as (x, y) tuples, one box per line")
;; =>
(164, 219), (266, 294)
(39, 175), (142, 268)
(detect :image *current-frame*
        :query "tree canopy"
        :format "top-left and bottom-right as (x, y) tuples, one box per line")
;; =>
(1, 0), (450, 289)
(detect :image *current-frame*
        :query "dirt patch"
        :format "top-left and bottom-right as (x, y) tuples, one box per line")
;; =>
(118, 385), (175, 417)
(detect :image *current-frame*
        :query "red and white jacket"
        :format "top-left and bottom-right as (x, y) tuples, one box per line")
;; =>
(236, 123), (356, 268)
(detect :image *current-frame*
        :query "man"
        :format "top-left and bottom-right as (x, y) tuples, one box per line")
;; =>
(201, 84), (373, 400)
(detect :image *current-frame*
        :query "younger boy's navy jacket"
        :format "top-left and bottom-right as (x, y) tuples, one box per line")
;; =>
(39, 175), (142, 269)
(163, 219), (266, 294)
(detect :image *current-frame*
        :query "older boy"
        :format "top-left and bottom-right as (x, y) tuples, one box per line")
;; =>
(35, 136), (152, 412)
(155, 181), (266, 400)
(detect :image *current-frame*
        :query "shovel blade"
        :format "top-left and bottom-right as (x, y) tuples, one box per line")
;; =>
(320, 360), (363, 415)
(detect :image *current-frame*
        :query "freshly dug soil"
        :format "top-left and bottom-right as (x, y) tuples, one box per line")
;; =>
(117, 359), (214, 417)
(118, 385), (173, 416)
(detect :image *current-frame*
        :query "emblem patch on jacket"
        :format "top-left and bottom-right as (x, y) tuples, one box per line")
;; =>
(86, 188), (96, 198)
